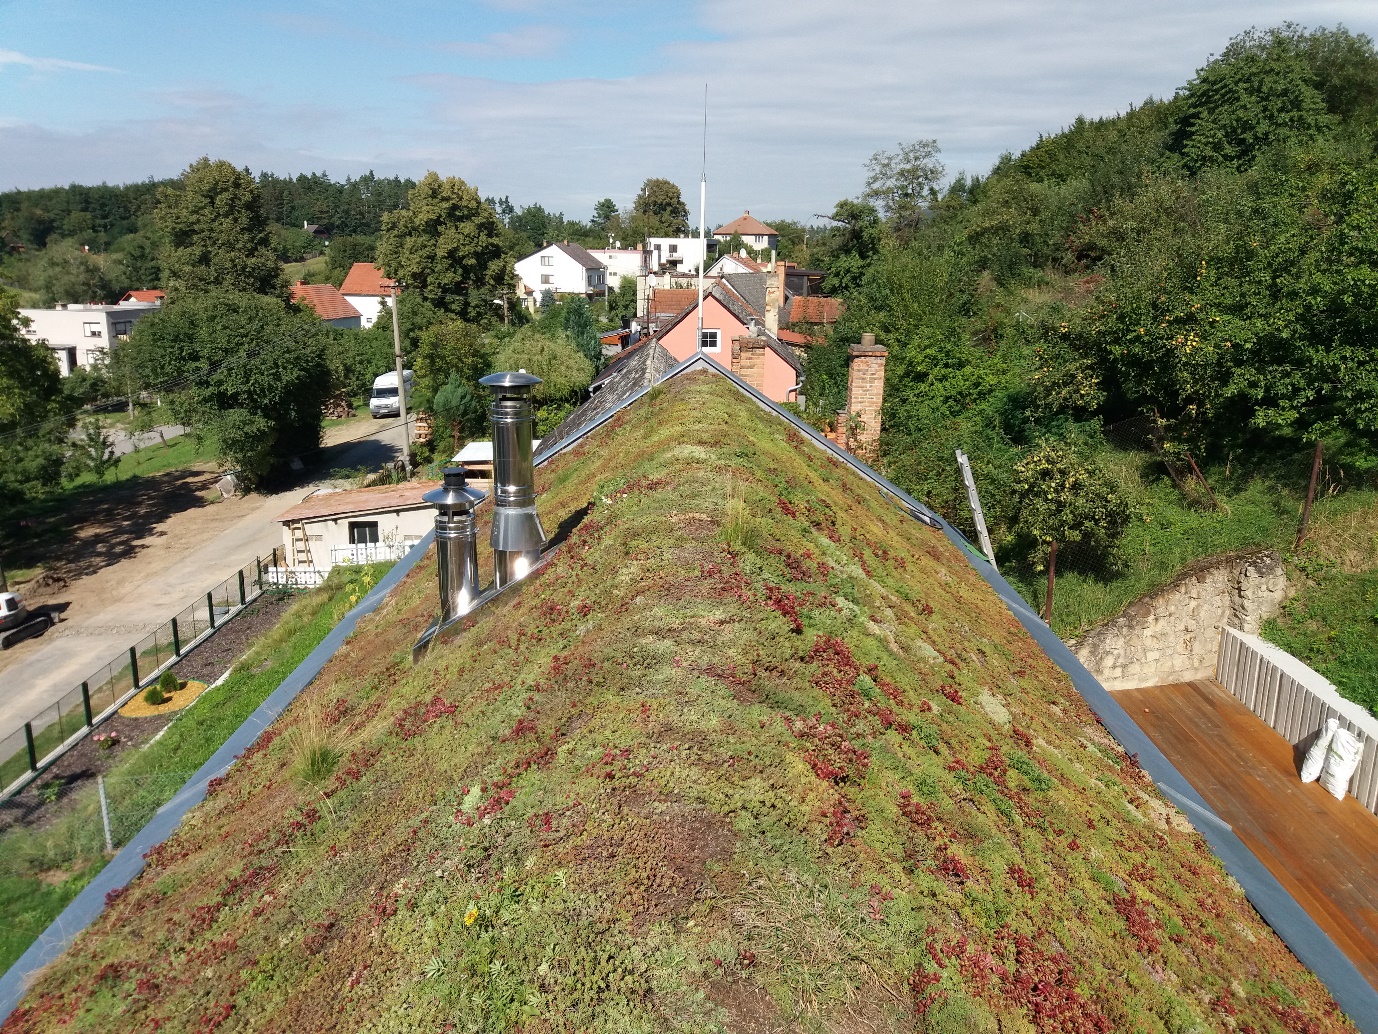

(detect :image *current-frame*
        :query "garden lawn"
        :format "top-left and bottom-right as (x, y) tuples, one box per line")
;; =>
(2, 372), (1343, 1034)
(0, 565), (387, 975)
(1266, 569), (1378, 715)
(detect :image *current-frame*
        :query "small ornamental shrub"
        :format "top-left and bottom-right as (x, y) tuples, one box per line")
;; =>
(158, 669), (180, 695)
(143, 685), (166, 706)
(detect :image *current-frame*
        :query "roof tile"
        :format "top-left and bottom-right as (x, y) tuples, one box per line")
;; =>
(290, 283), (363, 322)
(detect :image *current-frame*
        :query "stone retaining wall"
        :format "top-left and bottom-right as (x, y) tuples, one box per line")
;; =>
(1070, 549), (1288, 691)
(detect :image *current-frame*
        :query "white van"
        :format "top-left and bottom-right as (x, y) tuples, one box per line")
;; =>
(370, 370), (414, 419)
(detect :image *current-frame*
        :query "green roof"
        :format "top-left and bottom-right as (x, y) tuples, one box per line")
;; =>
(6, 372), (1342, 1032)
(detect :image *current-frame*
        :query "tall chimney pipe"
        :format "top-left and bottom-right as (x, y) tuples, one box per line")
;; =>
(479, 371), (546, 587)
(424, 466), (487, 623)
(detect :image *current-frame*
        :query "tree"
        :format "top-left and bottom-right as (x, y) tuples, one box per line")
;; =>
(107, 230), (163, 294)
(119, 293), (330, 487)
(413, 318), (489, 410)
(0, 299), (70, 507)
(818, 200), (883, 295)
(489, 326), (594, 405)
(33, 243), (113, 306)
(591, 198), (619, 232)
(631, 178), (689, 238)
(326, 235), (376, 280)
(1172, 30), (1332, 172)
(376, 172), (510, 322)
(156, 158), (285, 299)
(1011, 440), (1131, 621)
(561, 297), (601, 367)
(862, 140), (945, 230)
(68, 419), (116, 483)
(432, 373), (487, 455)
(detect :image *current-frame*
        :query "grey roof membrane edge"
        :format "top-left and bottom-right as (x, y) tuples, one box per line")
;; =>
(541, 355), (1378, 1028)
(0, 533), (435, 1026)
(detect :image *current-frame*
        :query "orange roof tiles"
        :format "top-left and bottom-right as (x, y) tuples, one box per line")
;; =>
(119, 289), (166, 304)
(647, 288), (698, 317)
(714, 211), (778, 237)
(339, 263), (396, 297)
(276, 482), (437, 524)
(790, 296), (844, 324)
(291, 282), (363, 322)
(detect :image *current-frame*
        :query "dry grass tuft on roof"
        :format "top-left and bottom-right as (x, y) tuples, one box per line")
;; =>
(4, 373), (1346, 1033)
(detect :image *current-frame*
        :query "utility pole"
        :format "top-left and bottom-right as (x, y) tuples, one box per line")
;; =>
(390, 282), (412, 473)
(1296, 440), (1323, 551)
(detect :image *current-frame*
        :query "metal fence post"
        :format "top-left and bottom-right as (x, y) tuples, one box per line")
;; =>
(128, 645), (140, 689)
(24, 723), (36, 772)
(255, 556), (263, 591)
(171, 617), (181, 657)
(207, 591), (216, 629)
(98, 775), (114, 853)
(81, 682), (92, 727)
(238, 569), (247, 606)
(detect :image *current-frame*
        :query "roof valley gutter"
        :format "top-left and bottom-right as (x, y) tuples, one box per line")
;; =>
(0, 533), (435, 1026)
(537, 356), (1378, 1028)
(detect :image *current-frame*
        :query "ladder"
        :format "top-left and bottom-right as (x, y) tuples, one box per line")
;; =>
(289, 521), (314, 569)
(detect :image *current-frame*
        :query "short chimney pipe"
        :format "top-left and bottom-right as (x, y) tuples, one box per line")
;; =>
(424, 466), (487, 623)
(480, 371), (547, 587)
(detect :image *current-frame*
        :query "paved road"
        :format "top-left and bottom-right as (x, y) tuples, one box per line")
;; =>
(0, 416), (415, 747)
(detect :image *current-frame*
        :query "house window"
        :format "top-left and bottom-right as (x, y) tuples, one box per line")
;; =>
(112, 321), (131, 336)
(82, 322), (101, 337)
(699, 329), (720, 352)
(540, 255), (553, 266)
(348, 521), (379, 545)
(540, 274), (553, 285)
(668, 244), (679, 255)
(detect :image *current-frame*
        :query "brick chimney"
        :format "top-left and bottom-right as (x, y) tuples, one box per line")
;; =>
(764, 251), (782, 335)
(845, 333), (886, 461)
(731, 334), (768, 393)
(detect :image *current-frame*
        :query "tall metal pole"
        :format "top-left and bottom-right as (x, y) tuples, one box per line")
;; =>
(391, 283), (413, 472)
(695, 84), (707, 352)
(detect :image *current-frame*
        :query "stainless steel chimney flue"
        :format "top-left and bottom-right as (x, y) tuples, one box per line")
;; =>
(423, 466), (487, 623)
(479, 371), (546, 588)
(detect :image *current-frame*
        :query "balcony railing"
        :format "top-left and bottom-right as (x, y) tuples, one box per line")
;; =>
(329, 542), (411, 566)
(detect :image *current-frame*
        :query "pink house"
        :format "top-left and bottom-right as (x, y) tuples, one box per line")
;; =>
(652, 283), (803, 403)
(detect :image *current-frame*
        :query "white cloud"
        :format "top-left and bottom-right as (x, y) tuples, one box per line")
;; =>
(4, 0), (1377, 217)
(436, 25), (565, 60)
(0, 48), (118, 73)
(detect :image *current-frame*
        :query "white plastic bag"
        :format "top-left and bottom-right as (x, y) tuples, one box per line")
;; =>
(1300, 718), (1338, 783)
(1319, 727), (1363, 801)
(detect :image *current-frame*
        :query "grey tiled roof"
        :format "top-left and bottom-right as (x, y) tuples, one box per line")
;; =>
(536, 340), (677, 458)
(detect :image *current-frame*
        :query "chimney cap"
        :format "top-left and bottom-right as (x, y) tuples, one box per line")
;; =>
(850, 332), (886, 356)
(424, 466), (487, 511)
(480, 370), (543, 395)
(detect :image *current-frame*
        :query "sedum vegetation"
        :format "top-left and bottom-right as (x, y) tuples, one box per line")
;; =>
(3, 375), (1345, 1033)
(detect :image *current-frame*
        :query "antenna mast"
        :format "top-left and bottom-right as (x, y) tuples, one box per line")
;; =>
(696, 84), (708, 353)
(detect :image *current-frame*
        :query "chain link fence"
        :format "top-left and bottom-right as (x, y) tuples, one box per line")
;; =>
(0, 552), (288, 798)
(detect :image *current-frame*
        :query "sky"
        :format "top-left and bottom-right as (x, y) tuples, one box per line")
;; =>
(2, 1), (1377, 224)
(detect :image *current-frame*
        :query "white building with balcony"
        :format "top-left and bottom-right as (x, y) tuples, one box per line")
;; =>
(17, 299), (162, 376)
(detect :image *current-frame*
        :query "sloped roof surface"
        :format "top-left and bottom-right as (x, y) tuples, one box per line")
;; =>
(276, 482), (435, 523)
(646, 287), (698, 318)
(722, 271), (766, 317)
(790, 296), (844, 324)
(290, 283), (362, 322)
(5, 374), (1344, 1032)
(542, 340), (676, 454)
(118, 289), (165, 304)
(339, 263), (395, 297)
(554, 241), (603, 270)
(715, 211), (778, 237)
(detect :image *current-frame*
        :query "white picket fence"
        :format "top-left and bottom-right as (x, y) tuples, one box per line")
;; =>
(1217, 627), (1378, 813)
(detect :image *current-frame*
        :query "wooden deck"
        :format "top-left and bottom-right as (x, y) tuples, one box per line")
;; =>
(1119, 680), (1378, 988)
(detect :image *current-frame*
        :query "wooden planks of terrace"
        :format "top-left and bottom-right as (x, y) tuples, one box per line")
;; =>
(1119, 679), (1378, 988)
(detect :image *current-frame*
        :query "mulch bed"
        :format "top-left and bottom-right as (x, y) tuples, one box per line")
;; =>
(0, 591), (296, 832)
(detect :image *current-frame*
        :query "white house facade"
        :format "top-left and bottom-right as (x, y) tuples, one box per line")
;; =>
(17, 300), (161, 376)
(587, 248), (646, 288)
(515, 242), (607, 302)
(339, 262), (395, 329)
(645, 237), (713, 275)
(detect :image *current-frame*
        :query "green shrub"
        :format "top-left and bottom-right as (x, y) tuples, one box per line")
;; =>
(142, 685), (166, 706)
(158, 669), (179, 694)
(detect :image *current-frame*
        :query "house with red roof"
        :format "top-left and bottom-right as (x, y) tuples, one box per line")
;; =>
(515, 242), (607, 308)
(339, 262), (396, 329)
(713, 210), (779, 252)
(291, 282), (362, 329)
(117, 289), (166, 305)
